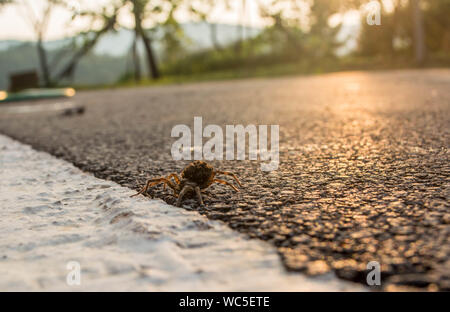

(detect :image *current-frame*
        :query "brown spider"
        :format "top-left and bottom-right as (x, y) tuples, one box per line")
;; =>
(130, 160), (242, 207)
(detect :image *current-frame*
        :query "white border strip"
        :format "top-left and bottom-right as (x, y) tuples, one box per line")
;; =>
(0, 134), (364, 291)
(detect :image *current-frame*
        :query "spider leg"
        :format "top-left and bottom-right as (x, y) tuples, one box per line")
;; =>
(164, 173), (181, 191)
(164, 177), (178, 193)
(131, 178), (164, 197)
(176, 185), (194, 207)
(131, 178), (177, 197)
(213, 179), (240, 192)
(166, 173), (181, 184)
(194, 186), (204, 206)
(215, 170), (242, 187)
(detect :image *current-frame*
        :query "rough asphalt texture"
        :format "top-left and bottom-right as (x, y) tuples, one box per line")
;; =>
(0, 69), (449, 290)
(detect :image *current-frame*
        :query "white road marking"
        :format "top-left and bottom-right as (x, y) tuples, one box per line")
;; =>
(0, 134), (364, 291)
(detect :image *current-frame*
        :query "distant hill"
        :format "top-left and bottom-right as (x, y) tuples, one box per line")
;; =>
(0, 22), (262, 56)
(0, 42), (128, 90)
(0, 40), (23, 51)
(0, 22), (357, 89)
(0, 22), (262, 89)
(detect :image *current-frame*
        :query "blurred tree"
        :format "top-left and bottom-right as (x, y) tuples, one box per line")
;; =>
(159, 1), (190, 64)
(55, 5), (121, 81)
(357, 1), (400, 57)
(130, 22), (142, 82)
(308, 0), (343, 60)
(424, 0), (450, 54)
(411, 0), (425, 64)
(189, 0), (227, 51)
(354, 0), (450, 65)
(235, 0), (246, 55)
(258, 0), (305, 55)
(4, 0), (121, 86)
(258, 0), (343, 61)
(130, 0), (160, 80)
(126, 0), (200, 81)
(14, 0), (62, 87)
(0, 0), (12, 7)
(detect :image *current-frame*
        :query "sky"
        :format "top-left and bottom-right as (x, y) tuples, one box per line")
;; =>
(0, 0), (363, 41)
(0, 0), (267, 40)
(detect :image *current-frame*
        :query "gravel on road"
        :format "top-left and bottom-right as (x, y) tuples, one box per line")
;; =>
(0, 69), (449, 290)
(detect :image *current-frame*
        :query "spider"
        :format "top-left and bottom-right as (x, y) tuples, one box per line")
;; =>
(131, 160), (242, 207)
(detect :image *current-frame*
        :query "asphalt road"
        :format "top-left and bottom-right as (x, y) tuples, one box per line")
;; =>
(1, 69), (449, 290)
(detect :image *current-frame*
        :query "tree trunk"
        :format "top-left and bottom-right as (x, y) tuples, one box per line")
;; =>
(234, 0), (246, 55)
(210, 23), (222, 51)
(141, 30), (160, 79)
(132, 31), (141, 82)
(132, 0), (159, 80)
(411, 0), (426, 65)
(37, 37), (51, 87)
(390, 1), (400, 56)
(55, 15), (116, 81)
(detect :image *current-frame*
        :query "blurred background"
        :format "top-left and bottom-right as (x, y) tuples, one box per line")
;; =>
(0, 0), (449, 90)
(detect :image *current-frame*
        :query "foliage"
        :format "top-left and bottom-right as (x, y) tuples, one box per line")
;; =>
(1, 0), (449, 88)
(357, 0), (450, 58)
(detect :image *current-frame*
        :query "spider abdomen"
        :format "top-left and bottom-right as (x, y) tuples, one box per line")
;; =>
(181, 160), (215, 189)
